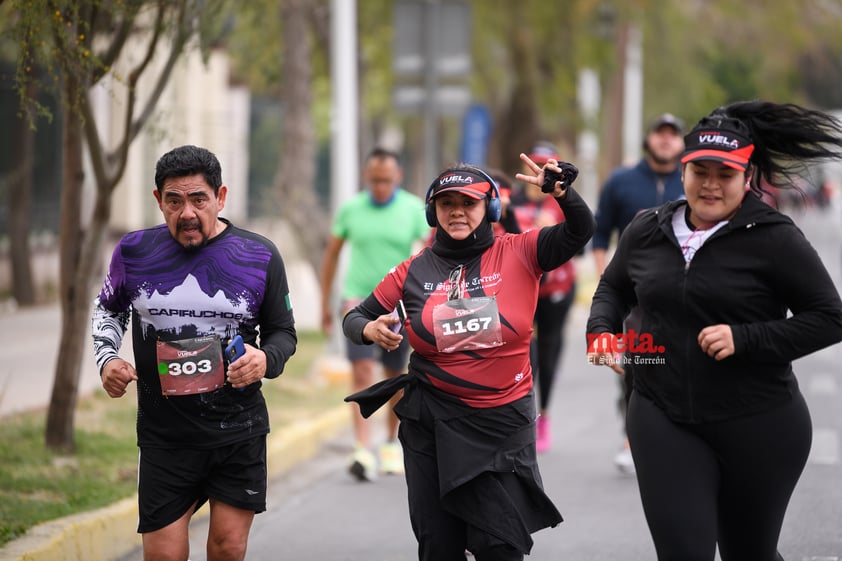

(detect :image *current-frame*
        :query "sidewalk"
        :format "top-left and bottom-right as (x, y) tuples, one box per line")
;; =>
(0, 303), (350, 561)
(0, 304), (104, 419)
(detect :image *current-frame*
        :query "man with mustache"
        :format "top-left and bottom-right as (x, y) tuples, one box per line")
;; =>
(91, 144), (297, 561)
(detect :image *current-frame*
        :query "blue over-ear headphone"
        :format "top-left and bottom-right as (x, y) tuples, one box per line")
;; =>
(424, 166), (501, 227)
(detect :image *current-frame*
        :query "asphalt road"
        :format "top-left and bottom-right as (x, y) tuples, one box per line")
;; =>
(85, 204), (842, 561)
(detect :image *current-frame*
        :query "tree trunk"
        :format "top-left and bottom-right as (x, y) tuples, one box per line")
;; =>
(45, 87), (86, 453)
(602, 21), (628, 179)
(274, 0), (327, 270)
(494, 11), (541, 176)
(8, 82), (37, 307)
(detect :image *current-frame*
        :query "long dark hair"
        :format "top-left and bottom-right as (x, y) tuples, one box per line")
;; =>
(706, 100), (842, 195)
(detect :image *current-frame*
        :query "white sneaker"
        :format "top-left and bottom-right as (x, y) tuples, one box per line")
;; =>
(378, 441), (404, 475)
(614, 440), (635, 475)
(349, 445), (378, 482)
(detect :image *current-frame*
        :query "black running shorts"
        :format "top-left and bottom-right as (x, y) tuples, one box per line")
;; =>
(137, 435), (267, 533)
(345, 336), (410, 371)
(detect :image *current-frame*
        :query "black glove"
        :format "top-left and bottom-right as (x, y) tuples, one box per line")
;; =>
(541, 162), (579, 193)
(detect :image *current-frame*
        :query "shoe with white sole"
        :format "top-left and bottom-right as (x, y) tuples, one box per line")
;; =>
(348, 444), (378, 482)
(614, 439), (635, 475)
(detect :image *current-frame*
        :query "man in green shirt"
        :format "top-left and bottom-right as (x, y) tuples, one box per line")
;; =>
(320, 147), (429, 481)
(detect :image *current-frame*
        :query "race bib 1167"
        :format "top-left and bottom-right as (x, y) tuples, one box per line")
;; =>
(432, 296), (504, 353)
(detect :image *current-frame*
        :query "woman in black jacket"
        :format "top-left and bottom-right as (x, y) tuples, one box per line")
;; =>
(587, 100), (842, 561)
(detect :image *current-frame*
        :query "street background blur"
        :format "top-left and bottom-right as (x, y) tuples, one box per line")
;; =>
(1, 1), (842, 559)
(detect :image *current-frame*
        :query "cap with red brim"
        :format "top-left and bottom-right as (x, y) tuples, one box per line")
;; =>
(681, 120), (754, 171)
(428, 171), (492, 200)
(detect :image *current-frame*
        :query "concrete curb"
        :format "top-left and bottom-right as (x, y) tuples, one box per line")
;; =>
(266, 405), (349, 480)
(0, 497), (141, 561)
(0, 405), (350, 561)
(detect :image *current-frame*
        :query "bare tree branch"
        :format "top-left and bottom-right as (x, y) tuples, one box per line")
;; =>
(94, 12), (137, 81)
(124, 0), (191, 146)
(103, 0), (169, 174)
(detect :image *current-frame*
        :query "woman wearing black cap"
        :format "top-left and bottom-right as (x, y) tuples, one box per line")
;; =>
(587, 100), (842, 560)
(343, 155), (594, 561)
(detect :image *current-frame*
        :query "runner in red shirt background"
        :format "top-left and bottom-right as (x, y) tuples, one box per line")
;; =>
(510, 141), (577, 453)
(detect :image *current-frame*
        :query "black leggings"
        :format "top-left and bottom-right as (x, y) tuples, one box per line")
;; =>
(617, 307), (642, 435)
(531, 285), (576, 412)
(627, 391), (811, 561)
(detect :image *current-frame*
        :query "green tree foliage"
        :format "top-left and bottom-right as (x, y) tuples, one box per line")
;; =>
(644, 0), (842, 125)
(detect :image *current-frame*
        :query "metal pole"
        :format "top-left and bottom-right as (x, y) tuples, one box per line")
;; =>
(622, 24), (643, 166)
(331, 0), (359, 211)
(577, 67), (601, 208)
(327, 0), (358, 357)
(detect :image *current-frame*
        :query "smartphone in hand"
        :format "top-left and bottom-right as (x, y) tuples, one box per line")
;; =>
(389, 300), (407, 333)
(225, 335), (245, 363)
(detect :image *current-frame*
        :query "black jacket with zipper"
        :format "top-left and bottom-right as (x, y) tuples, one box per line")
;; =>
(587, 192), (842, 423)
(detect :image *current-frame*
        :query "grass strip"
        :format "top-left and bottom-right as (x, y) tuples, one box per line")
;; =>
(0, 330), (345, 547)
